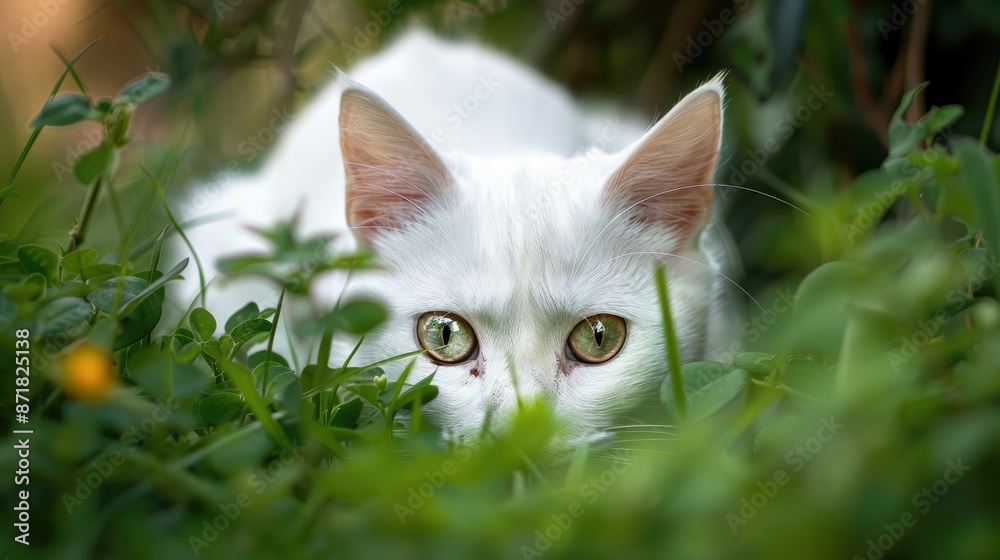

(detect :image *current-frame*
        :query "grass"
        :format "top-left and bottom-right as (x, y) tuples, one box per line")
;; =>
(2, 4), (1000, 559)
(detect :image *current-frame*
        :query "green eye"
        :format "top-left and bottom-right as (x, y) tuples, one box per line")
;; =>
(567, 314), (627, 364)
(417, 312), (478, 364)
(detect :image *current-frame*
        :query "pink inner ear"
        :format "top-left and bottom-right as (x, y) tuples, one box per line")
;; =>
(339, 88), (454, 244)
(603, 86), (722, 248)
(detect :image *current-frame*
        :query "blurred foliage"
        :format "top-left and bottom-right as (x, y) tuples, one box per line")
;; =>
(2, 0), (1000, 559)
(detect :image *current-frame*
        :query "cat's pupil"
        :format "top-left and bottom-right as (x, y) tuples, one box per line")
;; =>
(593, 321), (604, 347)
(442, 324), (452, 346)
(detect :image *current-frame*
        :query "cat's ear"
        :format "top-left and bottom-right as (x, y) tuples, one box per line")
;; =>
(339, 87), (454, 244)
(602, 77), (723, 249)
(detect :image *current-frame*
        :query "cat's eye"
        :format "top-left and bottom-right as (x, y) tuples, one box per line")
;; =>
(566, 314), (627, 364)
(417, 312), (478, 364)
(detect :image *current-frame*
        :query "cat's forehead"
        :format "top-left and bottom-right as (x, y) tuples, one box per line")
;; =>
(373, 153), (665, 322)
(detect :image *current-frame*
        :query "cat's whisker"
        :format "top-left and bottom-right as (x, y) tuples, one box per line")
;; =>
(572, 182), (816, 278)
(601, 250), (803, 355)
(605, 431), (680, 437)
(344, 224), (406, 233)
(588, 454), (633, 466)
(707, 182), (819, 220)
(605, 447), (677, 456)
(606, 437), (679, 443)
(605, 424), (679, 430)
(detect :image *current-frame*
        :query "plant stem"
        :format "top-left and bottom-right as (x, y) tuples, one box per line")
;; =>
(0, 38), (101, 212)
(67, 175), (104, 253)
(316, 327), (334, 388)
(655, 266), (687, 422)
(980, 59), (1000, 147)
(749, 378), (826, 405)
(263, 289), (286, 392)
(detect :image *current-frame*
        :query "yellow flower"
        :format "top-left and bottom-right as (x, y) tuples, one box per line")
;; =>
(61, 341), (116, 403)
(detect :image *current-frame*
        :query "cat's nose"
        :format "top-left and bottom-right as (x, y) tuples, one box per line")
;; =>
(483, 364), (553, 434)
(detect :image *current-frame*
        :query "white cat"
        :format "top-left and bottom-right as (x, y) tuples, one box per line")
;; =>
(174, 30), (738, 456)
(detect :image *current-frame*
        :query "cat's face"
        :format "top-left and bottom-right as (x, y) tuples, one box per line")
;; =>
(338, 80), (723, 458)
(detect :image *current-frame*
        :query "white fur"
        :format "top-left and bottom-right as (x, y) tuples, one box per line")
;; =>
(171, 30), (736, 456)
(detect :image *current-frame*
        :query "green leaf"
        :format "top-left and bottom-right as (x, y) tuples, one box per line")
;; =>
(217, 360), (290, 447)
(131, 269), (166, 303)
(5, 39), (100, 198)
(329, 398), (363, 429)
(225, 302), (260, 333)
(199, 392), (246, 425)
(128, 349), (213, 402)
(253, 362), (295, 401)
(18, 244), (58, 282)
(958, 247), (1000, 298)
(955, 139), (1000, 252)
(392, 379), (438, 414)
(189, 307), (217, 342)
(73, 143), (115, 185)
(117, 258), (187, 317)
(347, 383), (381, 406)
(230, 318), (272, 348)
(248, 351), (288, 370)
(87, 276), (162, 350)
(782, 358), (834, 405)
(261, 368), (297, 406)
(81, 262), (125, 284)
(306, 300), (387, 336)
(888, 82), (929, 158)
(61, 248), (98, 274)
(734, 352), (775, 376)
(792, 261), (869, 354)
(216, 255), (273, 275)
(94, 97), (114, 114)
(326, 426), (365, 442)
(173, 326), (197, 346)
(277, 374), (302, 416)
(204, 426), (274, 475)
(219, 335), (235, 358)
(202, 340), (225, 361)
(29, 93), (98, 128)
(117, 72), (170, 104)
(922, 105), (964, 138)
(4, 280), (44, 303)
(661, 362), (750, 423)
(36, 297), (92, 338)
(300, 364), (325, 393)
